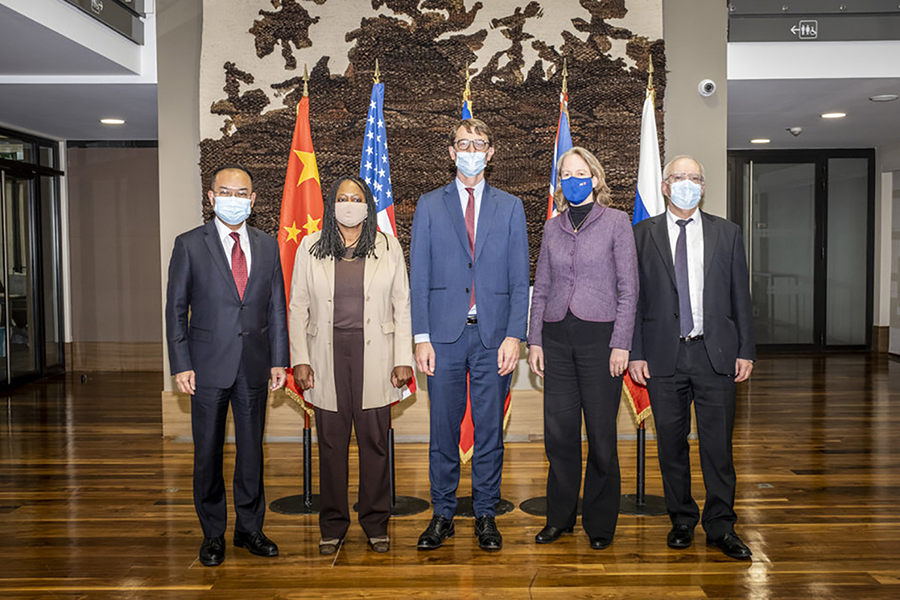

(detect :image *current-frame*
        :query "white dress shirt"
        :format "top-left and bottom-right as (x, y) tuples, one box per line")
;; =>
(214, 216), (252, 276)
(666, 208), (703, 337)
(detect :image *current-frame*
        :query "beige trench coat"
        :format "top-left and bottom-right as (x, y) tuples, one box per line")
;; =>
(289, 231), (413, 411)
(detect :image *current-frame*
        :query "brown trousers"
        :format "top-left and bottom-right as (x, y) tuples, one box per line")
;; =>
(314, 327), (391, 539)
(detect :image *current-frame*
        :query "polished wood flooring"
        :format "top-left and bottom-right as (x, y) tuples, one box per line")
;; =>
(2, 354), (900, 599)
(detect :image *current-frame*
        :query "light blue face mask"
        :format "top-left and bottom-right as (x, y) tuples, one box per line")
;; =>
(668, 180), (702, 210)
(214, 195), (252, 225)
(456, 151), (488, 177)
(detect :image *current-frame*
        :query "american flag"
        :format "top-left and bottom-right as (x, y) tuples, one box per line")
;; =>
(360, 81), (396, 236)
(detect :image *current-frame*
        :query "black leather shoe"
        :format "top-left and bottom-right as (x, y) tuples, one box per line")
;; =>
(475, 515), (502, 551)
(199, 536), (225, 567)
(417, 515), (455, 550)
(535, 525), (574, 544)
(233, 530), (279, 557)
(667, 524), (694, 549)
(589, 537), (612, 550)
(707, 532), (752, 560)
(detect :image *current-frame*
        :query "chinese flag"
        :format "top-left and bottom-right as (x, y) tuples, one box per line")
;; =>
(279, 93), (323, 406)
(623, 371), (651, 424)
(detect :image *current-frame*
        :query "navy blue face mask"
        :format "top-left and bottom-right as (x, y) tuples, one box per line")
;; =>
(561, 176), (593, 205)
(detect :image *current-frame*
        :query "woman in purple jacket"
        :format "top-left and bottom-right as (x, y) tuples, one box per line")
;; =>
(527, 147), (639, 550)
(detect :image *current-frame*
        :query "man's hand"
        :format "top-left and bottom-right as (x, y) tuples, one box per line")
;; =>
(609, 348), (629, 378)
(293, 364), (315, 390)
(734, 358), (754, 383)
(527, 345), (544, 378)
(270, 367), (287, 391)
(391, 365), (414, 389)
(497, 337), (520, 376)
(175, 370), (196, 395)
(628, 360), (650, 386)
(415, 342), (436, 377)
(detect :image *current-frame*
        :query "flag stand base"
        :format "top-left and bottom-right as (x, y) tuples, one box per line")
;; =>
(519, 496), (583, 517)
(353, 425), (429, 517)
(270, 420), (320, 515)
(619, 423), (667, 516)
(454, 496), (515, 518)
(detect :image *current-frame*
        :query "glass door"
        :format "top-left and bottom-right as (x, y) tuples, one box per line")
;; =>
(730, 151), (874, 351)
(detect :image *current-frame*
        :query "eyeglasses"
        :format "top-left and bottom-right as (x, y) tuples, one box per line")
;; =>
(666, 173), (705, 184)
(215, 189), (251, 198)
(453, 139), (490, 152)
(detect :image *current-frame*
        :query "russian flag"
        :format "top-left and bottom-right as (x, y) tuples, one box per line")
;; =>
(632, 89), (664, 224)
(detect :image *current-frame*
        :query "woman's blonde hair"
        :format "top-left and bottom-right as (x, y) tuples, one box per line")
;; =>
(553, 146), (611, 211)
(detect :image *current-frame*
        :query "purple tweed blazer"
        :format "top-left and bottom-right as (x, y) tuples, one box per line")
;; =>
(528, 204), (639, 350)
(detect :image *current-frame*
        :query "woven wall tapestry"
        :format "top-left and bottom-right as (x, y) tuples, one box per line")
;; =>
(199, 0), (666, 272)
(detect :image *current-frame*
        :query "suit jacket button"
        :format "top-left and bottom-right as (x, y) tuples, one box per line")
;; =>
(465, 287), (470, 293)
(673, 313), (678, 319)
(468, 262), (472, 268)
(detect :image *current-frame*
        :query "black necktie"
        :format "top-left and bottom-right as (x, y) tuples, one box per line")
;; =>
(675, 219), (694, 337)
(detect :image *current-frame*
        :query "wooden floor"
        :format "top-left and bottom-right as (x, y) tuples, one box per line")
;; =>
(2, 354), (900, 599)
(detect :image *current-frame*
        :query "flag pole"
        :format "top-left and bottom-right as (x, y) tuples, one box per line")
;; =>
(270, 63), (320, 516)
(620, 53), (666, 517)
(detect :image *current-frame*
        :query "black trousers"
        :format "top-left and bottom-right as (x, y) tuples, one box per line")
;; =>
(314, 327), (391, 540)
(646, 338), (738, 539)
(191, 361), (268, 538)
(542, 312), (622, 540)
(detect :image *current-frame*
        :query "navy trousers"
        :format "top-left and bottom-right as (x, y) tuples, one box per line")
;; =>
(427, 323), (510, 519)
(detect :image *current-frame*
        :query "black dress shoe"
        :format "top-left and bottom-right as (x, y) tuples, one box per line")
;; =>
(234, 530), (279, 557)
(417, 515), (455, 550)
(589, 537), (612, 550)
(667, 524), (694, 549)
(707, 532), (752, 560)
(199, 536), (225, 567)
(475, 515), (502, 551)
(535, 525), (574, 544)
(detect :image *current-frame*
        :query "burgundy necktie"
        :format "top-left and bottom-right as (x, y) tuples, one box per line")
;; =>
(230, 231), (248, 300)
(465, 187), (476, 309)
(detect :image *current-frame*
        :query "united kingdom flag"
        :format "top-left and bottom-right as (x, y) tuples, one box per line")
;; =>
(360, 81), (396, 236)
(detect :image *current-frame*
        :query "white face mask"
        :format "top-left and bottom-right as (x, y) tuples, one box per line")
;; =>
(668, 180), (703, 210)
(335, 202), (368, 227)
(456, 151), (488, 177)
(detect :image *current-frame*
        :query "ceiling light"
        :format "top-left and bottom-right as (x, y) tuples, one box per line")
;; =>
(821, 112), (846, 119)
(750, 138), (771, 144)
(100, 118), (126, 125)
(869, 94), (899, 102)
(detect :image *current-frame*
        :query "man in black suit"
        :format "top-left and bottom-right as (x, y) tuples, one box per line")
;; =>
(166, 164), (289, 566)
(628, 155), (756, 560)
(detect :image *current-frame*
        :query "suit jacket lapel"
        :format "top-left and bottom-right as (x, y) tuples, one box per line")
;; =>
(364, 233), (387, 293)
(243, 227), (264, 298)
(648, 214), (677, 286)
(474, 184), (499, 263)
(701, 211), (720, 280)
(203, 220), (240, 301)
(442, 182), (471, 257)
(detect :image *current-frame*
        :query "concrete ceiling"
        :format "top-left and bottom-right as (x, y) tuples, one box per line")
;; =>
(728, 78), (900, 150)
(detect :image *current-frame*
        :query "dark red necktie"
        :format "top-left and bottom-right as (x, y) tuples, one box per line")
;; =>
(465, 187), (475, 309)
(230, 231), (248, 300)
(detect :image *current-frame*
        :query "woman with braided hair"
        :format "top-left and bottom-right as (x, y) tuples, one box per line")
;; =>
(289, 175), (413, 555)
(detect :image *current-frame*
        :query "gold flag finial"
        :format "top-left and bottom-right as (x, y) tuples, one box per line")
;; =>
(302, 64), (309, 97)
(562, 58), (568, 95)
(374, 59), (380, 84)
(463, 63), (473, 115)
(647, 55), (655, 101)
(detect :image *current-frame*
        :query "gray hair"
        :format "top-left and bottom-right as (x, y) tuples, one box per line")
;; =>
(663, 155), (705, 180)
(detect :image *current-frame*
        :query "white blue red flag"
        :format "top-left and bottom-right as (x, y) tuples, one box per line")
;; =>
(548, 92), (573, 219)
(360, 81), (396, 236)
(632, 89), (664, 225)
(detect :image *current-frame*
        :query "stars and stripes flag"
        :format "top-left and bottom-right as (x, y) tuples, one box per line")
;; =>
(456, 81), (512, 464)
(360, 77), (416, 399)
(278, 88), (323, 413)
(622, 86), (664, 424)
(547, 91), (573, 219)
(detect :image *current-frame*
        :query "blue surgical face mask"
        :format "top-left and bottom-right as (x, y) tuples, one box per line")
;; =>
(561, 176), (593, 206)
(455, 151), (488, 177)
(668, 180), (703, 210)
(214, 195), (252, 226)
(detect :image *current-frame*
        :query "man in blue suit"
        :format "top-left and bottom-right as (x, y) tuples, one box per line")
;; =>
(166, 164), (289, 566)
(410, 119), (530, 551)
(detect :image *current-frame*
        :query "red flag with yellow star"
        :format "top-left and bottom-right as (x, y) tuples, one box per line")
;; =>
(279, 92), (322, 408)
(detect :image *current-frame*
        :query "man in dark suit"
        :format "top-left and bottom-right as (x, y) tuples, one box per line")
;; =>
(410, 118), (529, 551)
(166, 164), (289, 566)
(628, 155), (756, 560)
